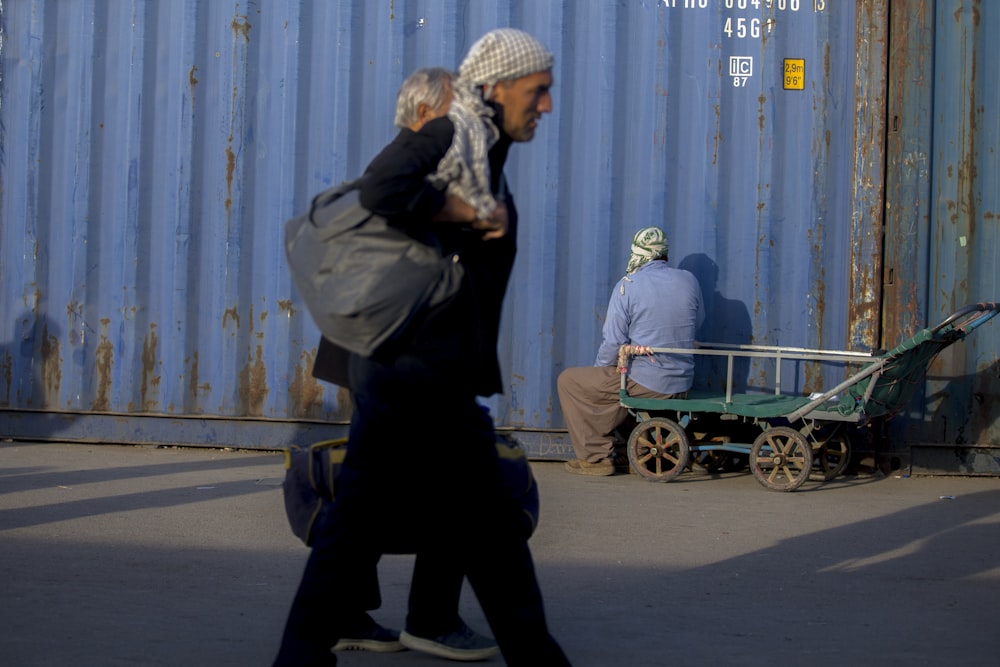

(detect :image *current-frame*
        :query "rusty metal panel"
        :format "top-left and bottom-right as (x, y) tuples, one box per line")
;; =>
(2, 1), (887, 450)
(849, 1), (889, 351)
(883, 0), (1000, 450)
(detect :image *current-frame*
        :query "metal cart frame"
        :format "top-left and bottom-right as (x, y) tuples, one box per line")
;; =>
(618, 302), (1000, 491)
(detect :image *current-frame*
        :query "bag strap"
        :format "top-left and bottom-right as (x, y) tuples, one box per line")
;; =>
(309, 178), (364, 224)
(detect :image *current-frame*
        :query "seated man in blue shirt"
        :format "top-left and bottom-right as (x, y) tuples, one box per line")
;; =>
(558, 226), (704, 475)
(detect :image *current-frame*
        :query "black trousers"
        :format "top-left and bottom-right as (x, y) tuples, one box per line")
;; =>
(333, 547), (464, 638)
(274, 351), (570, 666)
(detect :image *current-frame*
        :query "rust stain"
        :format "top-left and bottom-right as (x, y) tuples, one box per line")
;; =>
(40, 319), (61, 409)
(92, 318), (113, 412)
(711, 103), (721, 165)
(189, 352), (199, 399)
(187, 351), (211, 407)
(239, 343), (269, 416)
(278, 299), (297, 316)
(957, 18), (978, 249)
(953, 4), (981, 26)
(289, 349), (325, 418)
(225, 144), (236, 213)
(847, 1), (888, 351)
(803, 362), (821, 395)
(813, 284), (827, 340)
(141, 323), (160, 411)
(232, 14), (252, 43)
(753, 367), (767, 390)
(223, 12), (251, 218)
(334, 386), (354, 421)
(805, 232), (829, 397)
(223, 306), (240, 330)
(189, 64), (199, 101)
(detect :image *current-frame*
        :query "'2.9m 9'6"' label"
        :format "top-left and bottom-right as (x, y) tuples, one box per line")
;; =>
(783, 59), (805, 90)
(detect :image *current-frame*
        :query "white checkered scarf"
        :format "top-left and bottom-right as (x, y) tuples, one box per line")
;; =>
(427, 29), (553, 220)
(426, 80), (500, 220)
(458, 28), (555, 95)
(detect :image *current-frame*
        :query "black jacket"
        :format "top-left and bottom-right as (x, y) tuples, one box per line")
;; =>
(313, 116), (516, 397)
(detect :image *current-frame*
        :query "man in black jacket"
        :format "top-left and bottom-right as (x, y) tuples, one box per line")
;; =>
(275, 29), (570, 667)
(312, 67), (498, 661)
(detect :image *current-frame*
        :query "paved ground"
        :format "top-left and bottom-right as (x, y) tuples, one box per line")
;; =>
(2, 440), (999, 666)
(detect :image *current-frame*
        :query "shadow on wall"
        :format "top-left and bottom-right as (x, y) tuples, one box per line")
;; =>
(0, 312), (76, 440)
(677, 254), (752, 393)
(922, 358), (1000, 447)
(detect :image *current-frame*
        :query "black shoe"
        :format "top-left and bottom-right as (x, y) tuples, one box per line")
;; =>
(400, 621), (499, 661)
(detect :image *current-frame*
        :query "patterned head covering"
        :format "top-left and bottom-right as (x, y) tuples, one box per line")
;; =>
(458, 28), (554, 97)
(626, 227), (669, 274)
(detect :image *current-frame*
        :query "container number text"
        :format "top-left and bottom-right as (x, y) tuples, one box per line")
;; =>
(663, 0), (827, 13)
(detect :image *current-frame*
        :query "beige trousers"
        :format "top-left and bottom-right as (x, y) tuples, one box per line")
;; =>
(557, 365), (682, 463)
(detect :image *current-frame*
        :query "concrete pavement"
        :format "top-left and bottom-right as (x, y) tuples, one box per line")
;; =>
(2, 440), (998, 666)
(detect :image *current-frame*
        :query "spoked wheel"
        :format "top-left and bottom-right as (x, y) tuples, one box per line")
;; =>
(809, 425), (852, 481)
(627, 417), (690, 483)
(750, 426), (813, 491)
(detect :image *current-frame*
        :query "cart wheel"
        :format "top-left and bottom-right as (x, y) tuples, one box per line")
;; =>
(810, 429), (851, 481)
(750, 426), (813, 491)
(627, 417), (690, 483)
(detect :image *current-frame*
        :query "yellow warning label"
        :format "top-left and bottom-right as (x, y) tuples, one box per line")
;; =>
(783, 59), (805, 90)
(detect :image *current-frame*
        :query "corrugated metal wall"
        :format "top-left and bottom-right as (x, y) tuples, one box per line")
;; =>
(884, 0), (1000, 453)
(0, 1), (994, 454)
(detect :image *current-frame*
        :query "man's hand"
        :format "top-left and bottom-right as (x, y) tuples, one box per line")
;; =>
(471, 202), (508, 240)
(434, 196), (508, 240)
(433, 195), (477, 224)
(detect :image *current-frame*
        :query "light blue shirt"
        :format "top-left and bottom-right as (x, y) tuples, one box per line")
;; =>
(595, 261), (705, 395)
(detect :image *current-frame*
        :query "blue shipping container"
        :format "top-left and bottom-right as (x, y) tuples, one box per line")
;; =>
(1, 1), (997, 461)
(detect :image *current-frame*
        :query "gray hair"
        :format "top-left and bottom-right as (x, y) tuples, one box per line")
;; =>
(394, 67), (455, 128)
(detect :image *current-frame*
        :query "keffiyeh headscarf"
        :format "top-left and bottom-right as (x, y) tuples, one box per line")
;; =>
(626, 227), (669, 275)
(458, 28), (555, 98)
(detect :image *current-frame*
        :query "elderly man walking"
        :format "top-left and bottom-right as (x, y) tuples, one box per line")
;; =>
(311, 67), (501, 662)
(274, 29), (570, 667)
